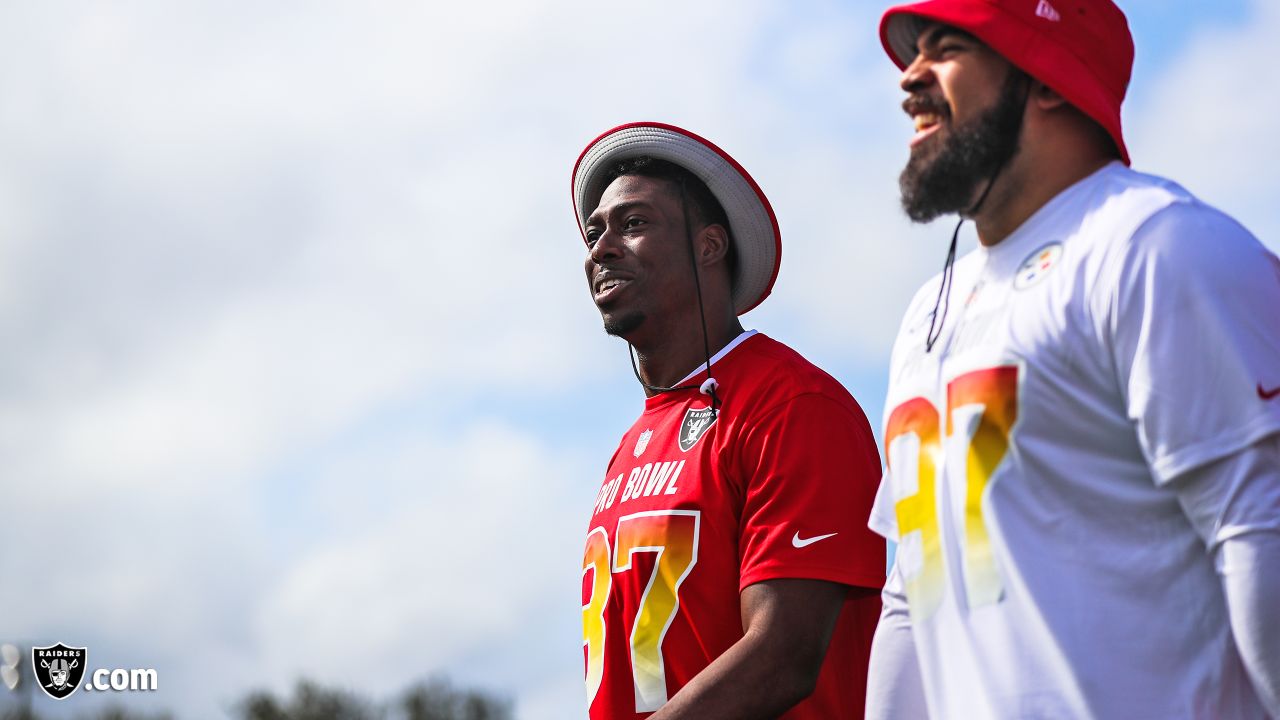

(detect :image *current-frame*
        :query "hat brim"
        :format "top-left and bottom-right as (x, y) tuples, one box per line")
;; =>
(571, 122), (781, 316)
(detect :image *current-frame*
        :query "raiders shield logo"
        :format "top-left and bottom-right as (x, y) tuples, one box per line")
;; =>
(32, 642), (86, 700)
(678, 406), (717, 452)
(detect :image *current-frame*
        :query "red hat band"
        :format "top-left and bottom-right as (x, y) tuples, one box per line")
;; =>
(880, 0), (1133, 165)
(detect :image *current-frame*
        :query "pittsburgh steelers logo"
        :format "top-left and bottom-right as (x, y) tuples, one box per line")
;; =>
(1014, 242), (1063, 290)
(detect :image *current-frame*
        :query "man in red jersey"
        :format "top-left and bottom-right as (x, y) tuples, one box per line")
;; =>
(572, 122), (885, 719)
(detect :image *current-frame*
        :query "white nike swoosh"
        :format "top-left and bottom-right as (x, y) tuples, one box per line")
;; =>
(791, 531), (838, 548)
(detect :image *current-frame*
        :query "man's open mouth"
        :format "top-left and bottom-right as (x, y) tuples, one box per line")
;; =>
(910, 111), (946, 148)
(594, 275), (632, 302)
(914, 112), (942, 132)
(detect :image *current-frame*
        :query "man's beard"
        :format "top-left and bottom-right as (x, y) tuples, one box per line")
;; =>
(900, 71), (1028, 223)
(604, 312), (645, 337)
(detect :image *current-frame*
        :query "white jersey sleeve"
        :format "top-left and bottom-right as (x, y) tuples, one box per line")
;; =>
(1172, 432), (1280, 716)
(1103, 201), (1280, 485)
(1220, 529), (1280, 717)
(866, 558), (930, 720)
(868, 470), (900, 541)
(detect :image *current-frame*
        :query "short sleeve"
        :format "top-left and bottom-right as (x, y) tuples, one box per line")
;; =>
(1108, 202), (1280, 484)
(736, 392), (886, 591)
(868, 473), (899, 541)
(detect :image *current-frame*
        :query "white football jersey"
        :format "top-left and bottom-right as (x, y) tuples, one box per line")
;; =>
(870, 162), (1280, 719)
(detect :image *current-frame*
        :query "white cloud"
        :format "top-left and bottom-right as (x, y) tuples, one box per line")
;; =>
(1128, 0), (1279, 250)
(0, 1), (1271, 718)
(253, 421), (588, 708)
(0, 1), (777, 716)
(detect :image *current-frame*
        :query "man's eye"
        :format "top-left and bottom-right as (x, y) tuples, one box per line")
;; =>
(585, 229), (601, 245)
(624, 217), (646, 230)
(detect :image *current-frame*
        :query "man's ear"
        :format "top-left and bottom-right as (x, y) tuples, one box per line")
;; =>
(1031, 80), (1069, 111)
(698, 224), (731, 266)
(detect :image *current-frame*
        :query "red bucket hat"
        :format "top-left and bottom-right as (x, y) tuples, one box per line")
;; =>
(880, 0), (1134, 165)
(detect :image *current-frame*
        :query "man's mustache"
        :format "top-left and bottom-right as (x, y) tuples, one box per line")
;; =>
(903, 95), (950, 118)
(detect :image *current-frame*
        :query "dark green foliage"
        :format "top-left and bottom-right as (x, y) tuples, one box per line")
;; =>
(235, 680), (382, 720)
(0, 675), (511, 720)
(0, 706), (172, 720)
(234, 676), (511, 720)
(89, 709), (174, 720)
(399, 677), (512, 720)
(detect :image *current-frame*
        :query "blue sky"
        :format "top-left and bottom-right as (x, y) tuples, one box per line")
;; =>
(1, 1), (1276, 718)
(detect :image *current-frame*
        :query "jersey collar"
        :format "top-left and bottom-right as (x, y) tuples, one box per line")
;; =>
(675, 329), (759, 386)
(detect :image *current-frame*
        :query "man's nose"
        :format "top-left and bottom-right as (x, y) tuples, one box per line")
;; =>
(588, 226), (624, 264)
(900, 55), (934, 93)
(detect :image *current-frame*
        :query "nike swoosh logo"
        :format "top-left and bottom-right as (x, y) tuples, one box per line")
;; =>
(1259, 383), (1280, 401)
(792, 532), (838, 548)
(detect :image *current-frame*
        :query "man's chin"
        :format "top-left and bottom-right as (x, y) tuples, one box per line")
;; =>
(907, 133), (943, 164)
(603, 312), (646, 338)
(900, 145), (978, 223)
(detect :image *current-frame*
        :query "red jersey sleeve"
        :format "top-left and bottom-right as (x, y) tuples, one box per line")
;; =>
(735, 392), (885, 591)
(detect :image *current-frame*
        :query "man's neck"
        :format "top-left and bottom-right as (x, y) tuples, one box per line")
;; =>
(973, 153), (1113, 247)
(631, 317), (746, 394)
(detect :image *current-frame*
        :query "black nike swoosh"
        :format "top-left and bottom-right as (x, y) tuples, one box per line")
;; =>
(1258, 383), (1280, 401)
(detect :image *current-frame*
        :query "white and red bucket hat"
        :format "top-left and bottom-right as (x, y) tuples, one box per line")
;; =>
(572, 122), (782, 315)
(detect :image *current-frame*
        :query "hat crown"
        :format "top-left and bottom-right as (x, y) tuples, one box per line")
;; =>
(1019, 0), (1133, 98)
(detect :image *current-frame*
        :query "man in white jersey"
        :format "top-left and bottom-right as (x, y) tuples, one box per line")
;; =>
(863, 0), (1280, 718)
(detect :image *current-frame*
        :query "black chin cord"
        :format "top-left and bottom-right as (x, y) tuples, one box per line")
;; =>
(628, 180), (722, 418)
(925, 79), (1031, 354)
(924, 219), (961, 353)
(924, 168), (1001, 353)
(924, 168), (1005, 352)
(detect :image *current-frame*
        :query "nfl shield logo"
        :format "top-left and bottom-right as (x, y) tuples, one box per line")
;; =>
(634, 429), (653, 457)
(32, 642), (87, 700)
(678, 406), (717, 452)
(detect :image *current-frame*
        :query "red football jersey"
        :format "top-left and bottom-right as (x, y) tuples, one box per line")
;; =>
(582, 332), (885, 719)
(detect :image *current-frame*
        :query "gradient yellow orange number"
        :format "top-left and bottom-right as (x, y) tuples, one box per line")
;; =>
(884, 365), (1019, 619)
(883, 396), (944, 620)
(582, 527), (611, 704)
(615, 511), (699, 712)
(948, 366), (1019, 607)
(581, 510), (701, 713)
